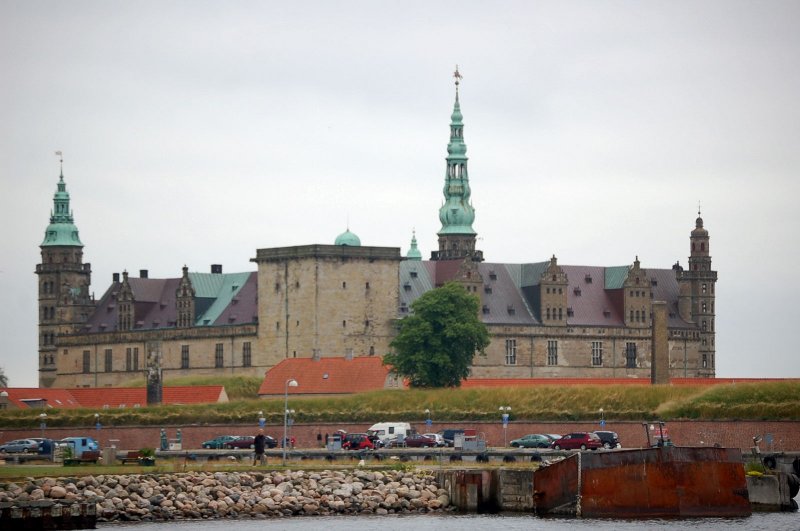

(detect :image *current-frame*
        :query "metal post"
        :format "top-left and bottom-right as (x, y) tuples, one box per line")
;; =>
(282, 378), (297, 465)
(499, 406), (511, 447)
(39, 412), (47, 438)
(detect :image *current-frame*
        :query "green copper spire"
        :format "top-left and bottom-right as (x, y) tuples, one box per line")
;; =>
(438, 65), (476, 237)
(406, 230), (422, 261)
(41, 155), (83, 247)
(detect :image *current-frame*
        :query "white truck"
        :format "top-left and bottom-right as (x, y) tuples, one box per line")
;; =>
(367, 422), (412, 446)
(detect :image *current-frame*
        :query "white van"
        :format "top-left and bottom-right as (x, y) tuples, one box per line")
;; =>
(367, 422), (412, 445)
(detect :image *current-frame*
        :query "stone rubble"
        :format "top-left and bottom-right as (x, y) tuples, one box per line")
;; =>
(0, 469), (451, 522)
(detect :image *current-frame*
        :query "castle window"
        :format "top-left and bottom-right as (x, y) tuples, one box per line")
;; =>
(625, 343), (637, 368)
(404, 282), (412, 292)
(567, 307), (574, 317)
(82, 350), (91, 373)
(484, 285), (492, 294)
(558, 287), (562, 294)
(126, 348), (132, 371)
(702, 302), (707, 313)
(585, 274), (592, 283)
(104, 349), (112, 372)
(410, 270), (418, 278)
(700, 242), (705, 251)
(546, 287), (550, 294)
(635, 310), (640, 322)
(489, 271), (497, 280)
(275, 282), (280, 292)
(546, 308), (551, 320)
(482, 305), (490, 314)
(592, 341), (603, 366)
(365, 282), (370, 289)
(342, 281), (346, 289)
(369, 346), (375, 355)
(558, 308), (563, 320)
(181, 345), (189, 369)
(702, 320), (707, 331)
(364, 319), (370, 327)
(702, 283), (707, 294)
(547, 340), (558, 365)
(215, 343), (224, 368)
(574, 287), (581, 296)
(133, 348), (138, 371)
(692, 243), (695, 251)
(343, 320), (347, 328)
(505, 339), (517, 365)
(702, 353), (708, 368)
(242, 342), (252, 367)
(507, 305), (515, 315)
(276, 321), (280, 330)
(630, 310), (634, 322)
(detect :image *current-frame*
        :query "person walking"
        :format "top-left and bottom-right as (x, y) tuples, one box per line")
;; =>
(253, 429), (267, 466)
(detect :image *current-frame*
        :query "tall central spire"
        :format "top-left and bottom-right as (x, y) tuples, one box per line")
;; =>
(432, 66), (480, 261)
(42, 154), (83, 247)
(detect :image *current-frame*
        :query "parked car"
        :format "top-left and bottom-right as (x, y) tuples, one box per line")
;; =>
(440, 429), (466, 447)
(422, 433), (446, 447)
(202, 435), (238, 449)
(550, 432), (602, 451)
(341, 433), (375, 451)
(225, 435), (277, 449)
(401, 434), (438, 448)
(0, 438), (40, 453)
(509, 434), (552, 448)
(593, 431), (621, 449)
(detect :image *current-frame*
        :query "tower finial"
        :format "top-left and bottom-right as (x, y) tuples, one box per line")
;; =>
(55, 150), (63, 179)
(698, 200), (701, 217)
(453, 65), (462, 99)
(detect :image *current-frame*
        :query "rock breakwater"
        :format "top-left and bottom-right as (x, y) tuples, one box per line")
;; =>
(0, 469), (451, 522)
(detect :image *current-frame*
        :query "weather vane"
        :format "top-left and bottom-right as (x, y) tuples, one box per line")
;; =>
(698, 200), (702, 217)
(55, 150), (63, 176)
(453, 65), (462, 86)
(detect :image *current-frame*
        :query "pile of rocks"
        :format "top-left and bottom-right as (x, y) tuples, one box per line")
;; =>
(0, 469), (451, 521)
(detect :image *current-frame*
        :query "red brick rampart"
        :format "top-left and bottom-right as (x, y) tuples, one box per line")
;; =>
(2, 420), (798, 452)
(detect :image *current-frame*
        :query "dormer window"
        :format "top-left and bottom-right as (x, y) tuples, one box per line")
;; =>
(410, 270), (418, 278)
(573, 287), (581, 296)
(506, 305), (515, 315)
(482, 305), (490, 315)
(585, 274), (592, 283)
(489, 271), (497, 281)
(484, 285), (492, 294)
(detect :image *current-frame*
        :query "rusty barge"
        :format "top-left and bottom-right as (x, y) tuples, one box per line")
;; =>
(533, 446), (752, 518)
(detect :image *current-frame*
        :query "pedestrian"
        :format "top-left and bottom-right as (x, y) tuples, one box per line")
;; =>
(253, 429), (267, 466)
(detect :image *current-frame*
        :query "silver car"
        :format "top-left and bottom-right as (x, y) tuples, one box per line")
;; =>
(0, 438), (40, 453)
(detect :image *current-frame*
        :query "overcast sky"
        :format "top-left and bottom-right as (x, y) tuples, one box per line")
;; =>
(1, 1), (798, 387)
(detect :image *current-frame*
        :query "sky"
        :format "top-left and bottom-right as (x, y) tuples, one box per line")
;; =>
(1, 1), (799, 387)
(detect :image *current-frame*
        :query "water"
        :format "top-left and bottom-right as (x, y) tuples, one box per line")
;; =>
(101, 511), (799, 531)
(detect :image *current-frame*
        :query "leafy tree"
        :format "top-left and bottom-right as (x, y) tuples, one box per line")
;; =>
(385, 282), (489, 387)
(0, 366), (7, 388)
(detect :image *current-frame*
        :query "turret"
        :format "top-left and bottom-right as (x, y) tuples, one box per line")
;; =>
(539, 255), (568, 325)
(36, 154), (94, 387)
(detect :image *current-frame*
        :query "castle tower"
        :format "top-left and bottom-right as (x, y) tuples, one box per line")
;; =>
(539, 255), (568, 325)
(36, 158), (94, 387)
(677, 210), (718, 375)
(622, 256), (652, 328)
(432, 66), (482, 262)
(405, 230), (422, 261)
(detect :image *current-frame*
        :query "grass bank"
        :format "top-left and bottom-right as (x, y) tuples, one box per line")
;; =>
(1, 381), (798, 428)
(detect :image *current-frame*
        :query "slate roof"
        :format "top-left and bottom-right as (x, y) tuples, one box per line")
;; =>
(398, 259), (696, 330)
(0, 386), (227, 409)
(257, 357), (403, 396)
(82, 271), (258, 333)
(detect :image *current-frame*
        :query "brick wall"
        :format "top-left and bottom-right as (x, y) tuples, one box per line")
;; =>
(4, 420), (798, 452)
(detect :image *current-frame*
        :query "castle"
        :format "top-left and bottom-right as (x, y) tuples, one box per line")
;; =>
(37, 76), (716, 388)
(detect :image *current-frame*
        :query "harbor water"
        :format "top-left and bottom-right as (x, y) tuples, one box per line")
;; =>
(102, 510), (799, 531)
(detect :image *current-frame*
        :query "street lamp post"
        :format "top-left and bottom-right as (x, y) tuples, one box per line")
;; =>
(424, 409), (432, 431)
(499, 406), (511, 447)
(95, 413), (101, 432)
(599, 408), (605, 428)
(39, 412), (47, 439)
(258, 410), (266, 429)
(282, 378), (298, 465)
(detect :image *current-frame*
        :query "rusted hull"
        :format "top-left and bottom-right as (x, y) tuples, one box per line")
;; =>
(534, 447), (751, 518)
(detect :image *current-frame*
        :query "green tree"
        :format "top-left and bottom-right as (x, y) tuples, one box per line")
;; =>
(385, 282), (490, 387)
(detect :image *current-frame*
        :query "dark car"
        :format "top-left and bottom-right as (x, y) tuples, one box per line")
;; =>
(550, 432), (602, 451)
(401, 434), (438, 448)
(0, 439), (40, 453)
(440, 429), (465, 447)
(509, 434), (552, 448)
(342, 433), (375, 450)
(593, 431), (621, 449)
(224, 435), (277, 449)
(202, 435), (238, 449)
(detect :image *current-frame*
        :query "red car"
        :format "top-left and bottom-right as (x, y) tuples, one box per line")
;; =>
(402, 434), (438, 448)
(342, 433), (375, 450)
(550, 432), (602, 451)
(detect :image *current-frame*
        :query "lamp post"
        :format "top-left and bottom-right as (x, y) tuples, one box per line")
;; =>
(499, 406), (511, 447)
(599, 408), (605, 428)
(39, 412), (47, 438)
(258, 410), (266, 429)
(424, 409), (432, 430)
(95, 413), (101, 432)
(282, 378), (298, 465)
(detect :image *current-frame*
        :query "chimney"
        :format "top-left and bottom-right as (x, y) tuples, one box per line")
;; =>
(112, 272), (120, 283)
(140, 269), (148, 279)
(211, 264), (222, 274)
